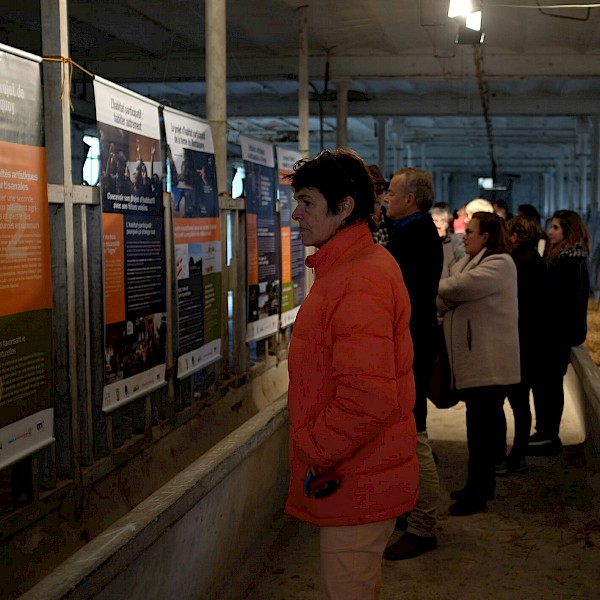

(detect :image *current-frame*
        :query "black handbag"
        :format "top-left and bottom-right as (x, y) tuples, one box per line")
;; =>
(427, 325), (459, 409)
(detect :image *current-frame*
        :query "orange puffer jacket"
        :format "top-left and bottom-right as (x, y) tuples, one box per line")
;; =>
(285, 223), (418, 527)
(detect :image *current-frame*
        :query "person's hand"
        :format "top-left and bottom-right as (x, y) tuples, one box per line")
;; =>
(304, 466), (340, 498)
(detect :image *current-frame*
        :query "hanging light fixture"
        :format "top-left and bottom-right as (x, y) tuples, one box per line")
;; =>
(448, 0), (484, 44)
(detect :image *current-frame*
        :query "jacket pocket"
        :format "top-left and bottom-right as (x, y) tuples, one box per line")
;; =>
(467, 320), (472, 351)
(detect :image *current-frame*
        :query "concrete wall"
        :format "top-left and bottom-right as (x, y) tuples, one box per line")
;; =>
(20, 397), (290, 600)
(571, 346), (600, 455)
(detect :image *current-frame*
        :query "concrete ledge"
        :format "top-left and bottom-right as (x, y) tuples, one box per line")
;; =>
(21, 396), (289, 600)
(571, 345), (600, 455)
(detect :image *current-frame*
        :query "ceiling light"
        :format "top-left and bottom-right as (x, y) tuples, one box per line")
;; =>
(448, 0), (481, 19)
(466, 11), (482, 31)
(449, 0), (484, 44)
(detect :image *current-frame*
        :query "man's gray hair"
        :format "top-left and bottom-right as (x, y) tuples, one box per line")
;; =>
(395, 167), (434, 212)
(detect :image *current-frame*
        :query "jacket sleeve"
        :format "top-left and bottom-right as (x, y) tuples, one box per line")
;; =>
(293, 279), (407, 469)
(439, 254), (514, 304)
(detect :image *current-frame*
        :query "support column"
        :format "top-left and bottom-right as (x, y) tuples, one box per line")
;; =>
(41, 0), (80, 480)
(334, 78), (351, 148)
(405, 143), (413, 167)
(297, 5), (310, 158)
(433, 169), (442, 202)
(443, 172), (451, 206)
(392, 132), (401, 173)
(555, 158), (566, 212)
(206, 0), (231, 372)
(206, 0), (227, 196)
(567, 146), (577, 211)
(543, 171), (552, 219)
(390, 117), (407, 172)
(591, 117), (600, 211)
(376, 116), (388, 173)
(577, 118), (590, 214)
(580, 151), (588, 214)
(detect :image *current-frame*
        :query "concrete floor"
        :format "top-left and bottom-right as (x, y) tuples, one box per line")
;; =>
(238, 372), (600, 600)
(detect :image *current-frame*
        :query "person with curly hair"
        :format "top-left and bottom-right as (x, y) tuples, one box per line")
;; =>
(528, 210), (591, 454)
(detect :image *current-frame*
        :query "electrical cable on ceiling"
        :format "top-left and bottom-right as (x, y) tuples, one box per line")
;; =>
(491, 3), (600, 7)
(490, 3), (594, 20)
(473, 45), (497, 181)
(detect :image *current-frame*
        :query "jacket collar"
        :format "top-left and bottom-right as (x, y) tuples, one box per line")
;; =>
(557, 244), (589, 260)
(305, 222), (372, 276)
(392, 210), (430, 233)
(453, 247), (487, 275)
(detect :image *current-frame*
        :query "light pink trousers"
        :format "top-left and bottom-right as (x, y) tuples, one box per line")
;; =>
(319, 518), (396, 600)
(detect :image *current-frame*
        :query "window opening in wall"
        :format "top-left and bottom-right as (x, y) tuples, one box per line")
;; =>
(166, 159), (172, 193)
(228, 290), (234, 368)
(227, 212), (233, 268)
(232, 166), (245, 199)
(478, 176), (507, 191)
(82, 135), (101, 186)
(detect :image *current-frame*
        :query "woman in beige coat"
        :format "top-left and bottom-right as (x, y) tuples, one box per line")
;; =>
(437, 212), (520, 516)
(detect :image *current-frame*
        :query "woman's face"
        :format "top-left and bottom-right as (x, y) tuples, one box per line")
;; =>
(292, 187), (347, 248)
(464, 217), (489, 256)
(432, 214), (448, 237)
(548, 218), (564, 246)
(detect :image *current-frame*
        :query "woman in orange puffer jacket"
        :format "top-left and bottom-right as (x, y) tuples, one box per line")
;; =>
(285, 148), (418, 600)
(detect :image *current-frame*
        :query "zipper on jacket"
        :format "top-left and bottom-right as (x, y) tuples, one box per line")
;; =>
(467, 320), (472, 351)
(449, 311), (456, 389)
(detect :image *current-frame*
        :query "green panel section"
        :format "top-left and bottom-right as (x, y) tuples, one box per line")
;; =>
(281, 282), (294, 314)
(0, 309), (52, 428)
(203, 272), (222, 342)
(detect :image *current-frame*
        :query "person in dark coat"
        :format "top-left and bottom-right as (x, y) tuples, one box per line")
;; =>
(495, 215), (550, 474)
(529, 210), (590, 453)
(383, 167), (443, 560)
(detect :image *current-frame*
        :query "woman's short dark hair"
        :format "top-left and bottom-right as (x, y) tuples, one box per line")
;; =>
(473, 211), (510, 255)
(507, 214), (541, 249)
(286, 147), (375, 231)
(517, 203), (541, 223)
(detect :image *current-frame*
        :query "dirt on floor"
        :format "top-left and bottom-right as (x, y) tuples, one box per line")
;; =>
(241, 440), (600, 600)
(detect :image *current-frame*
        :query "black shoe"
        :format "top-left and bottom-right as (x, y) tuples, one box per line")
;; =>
(394, 515), (408, 531)
(527, 434), (562, 456)
(506, 457), (527, 473)
(495, 462), (509, 476)
(384, 531), (438, 561)
(449, 498), (487, 516)
(449, 488), (467, 501)
(450, 487), (494, 501)
(528, 432), (553, 446)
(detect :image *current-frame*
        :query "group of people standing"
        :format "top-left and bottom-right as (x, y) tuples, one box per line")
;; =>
(284, 147), (591, 600)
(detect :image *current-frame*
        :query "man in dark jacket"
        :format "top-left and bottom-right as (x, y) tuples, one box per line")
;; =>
(383, 167), (443, 560)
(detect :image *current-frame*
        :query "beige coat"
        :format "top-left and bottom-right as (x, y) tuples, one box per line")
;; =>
(437, 249), (520, 390)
